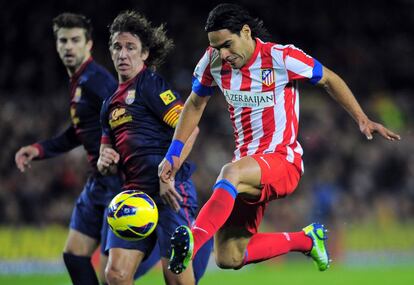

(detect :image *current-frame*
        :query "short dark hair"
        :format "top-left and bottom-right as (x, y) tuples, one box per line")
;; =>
(205, 3), (271, 41)
(109, 10), (174, 69)
(52, 13), (93, 41)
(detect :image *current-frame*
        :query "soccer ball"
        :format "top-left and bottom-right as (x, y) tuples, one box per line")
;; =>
(107, 190), (158, 241)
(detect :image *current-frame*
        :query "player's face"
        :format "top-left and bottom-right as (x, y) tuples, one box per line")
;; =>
(208, 26), (255, 69)
(56, 28), (92, 74)
(110, 32), (149, 82)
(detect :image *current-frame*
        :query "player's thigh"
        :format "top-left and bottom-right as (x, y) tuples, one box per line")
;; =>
(106, 248), (145, 280)
(63, 228), (99, 256)
(214, 227), (252, 266)
(161, 257), (195, 285)
(218, 156), (262, 197)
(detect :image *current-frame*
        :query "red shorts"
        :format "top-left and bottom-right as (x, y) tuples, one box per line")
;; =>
(224, 153), (301, 234)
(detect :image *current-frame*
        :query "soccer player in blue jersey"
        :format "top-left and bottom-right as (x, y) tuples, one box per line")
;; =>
(97, 10), (211, 285)
(14, 12), (172, 285)
(14, 13), (121, 285)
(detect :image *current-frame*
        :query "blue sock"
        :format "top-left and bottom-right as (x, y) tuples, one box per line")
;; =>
(63, 253), (99, 285)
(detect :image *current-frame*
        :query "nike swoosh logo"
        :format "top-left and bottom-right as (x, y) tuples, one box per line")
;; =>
(192, 226), (208, 234)
(259, 156), (271, 169)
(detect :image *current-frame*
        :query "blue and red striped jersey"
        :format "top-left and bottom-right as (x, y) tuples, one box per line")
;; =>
(34, 58), (117, 173)
(100, 67), (195, 196)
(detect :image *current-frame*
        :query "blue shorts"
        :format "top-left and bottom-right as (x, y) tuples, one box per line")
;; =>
(104, 179), (197, 258)
(69, 174), (122, 246)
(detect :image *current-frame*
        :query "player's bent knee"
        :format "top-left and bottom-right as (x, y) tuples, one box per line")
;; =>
(219, 163), (240, 185)
(214, 252), (244, 269)
(105, 264), (132, 285)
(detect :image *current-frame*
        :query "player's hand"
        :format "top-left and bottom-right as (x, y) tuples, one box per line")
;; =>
(15, 145), (39, 172)
(158, 156), (181, 183)
(159, 178), (182, 212)
(97, 147), (120, 175)
(359, 118), (401, 141)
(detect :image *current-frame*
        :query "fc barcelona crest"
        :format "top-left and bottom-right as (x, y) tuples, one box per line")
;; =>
(261, 69), (275, 86)
(74, 87), (82, 102)
(125, 90), (135, 105)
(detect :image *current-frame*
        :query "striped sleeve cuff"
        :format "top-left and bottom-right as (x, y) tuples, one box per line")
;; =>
(163, 104), (183, 128)
(192, 76), (214, 97)
(309, 59), (323, 85)
(32, 143), (44, 159)
(100, 135), (111, 145)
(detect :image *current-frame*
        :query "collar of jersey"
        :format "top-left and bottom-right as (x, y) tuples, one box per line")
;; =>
(71, 57), (93, 81)
(241, 38), (262, 71)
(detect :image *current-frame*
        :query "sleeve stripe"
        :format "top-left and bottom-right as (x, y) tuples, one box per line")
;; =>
(192, 76), (214, 97)
(165, 114), (179, 127)
(309, 59), (323, 85)
(165, 114), (179, 125)
(165, 112), (179, 123)
(101, 135), (111, 145)
(164, 105), (182, 121)
(32, 143), (44, 159)
(163, 105), (183, 127)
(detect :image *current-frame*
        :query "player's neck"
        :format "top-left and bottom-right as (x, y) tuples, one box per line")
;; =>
(67, 56), (91, 77)
(118, 64), (146, 83)
(246, 38), (256, 63)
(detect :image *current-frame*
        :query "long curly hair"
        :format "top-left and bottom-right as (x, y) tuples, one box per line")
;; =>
(109, 10), (174, 69)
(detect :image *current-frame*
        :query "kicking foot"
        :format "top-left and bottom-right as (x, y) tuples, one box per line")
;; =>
(302, 223), (331, 271)
(168, 225), (194, 274)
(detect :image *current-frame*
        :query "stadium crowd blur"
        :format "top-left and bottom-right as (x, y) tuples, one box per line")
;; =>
(1, 0), (413, 232)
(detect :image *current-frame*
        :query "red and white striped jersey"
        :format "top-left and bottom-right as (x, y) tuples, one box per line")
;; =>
(192, 38), (323, 172)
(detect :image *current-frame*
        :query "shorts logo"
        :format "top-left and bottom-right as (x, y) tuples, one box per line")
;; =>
(259, 156), (271, 169)
(125, 90), (135, 105)
(73, 87), (82, 102)
(159, 90), (176, 105)
(109, 107), (132, 129)
(261, 69), (275, 86)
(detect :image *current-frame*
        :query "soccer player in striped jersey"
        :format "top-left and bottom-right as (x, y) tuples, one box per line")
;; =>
(159, 3), (401, 274)
(97, 11), (211, 285)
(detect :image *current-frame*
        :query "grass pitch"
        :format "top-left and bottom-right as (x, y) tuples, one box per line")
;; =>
(1, 261), (413, 285)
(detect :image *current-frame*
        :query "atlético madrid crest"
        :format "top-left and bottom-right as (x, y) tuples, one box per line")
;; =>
(261, 69), (275, 86)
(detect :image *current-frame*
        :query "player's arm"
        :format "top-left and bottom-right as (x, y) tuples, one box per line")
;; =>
(180, 125), (200, 163)
(316, 66), (400, 141)
(15, 125), (81, 172)
(160, 91), (210, 182)
(97, 143), (119, 176)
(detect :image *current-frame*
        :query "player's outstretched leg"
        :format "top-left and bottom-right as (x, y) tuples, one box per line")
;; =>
(169, 225), (194, 274)
(302, 223), (331, 271)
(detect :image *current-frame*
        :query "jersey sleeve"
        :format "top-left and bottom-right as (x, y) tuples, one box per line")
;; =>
(140, 73), (184, 128)
(192, 48), (217, 97)
(279, 44), (323, 85)
(100, 99), (112, 145)
(33, 125), (81, 159)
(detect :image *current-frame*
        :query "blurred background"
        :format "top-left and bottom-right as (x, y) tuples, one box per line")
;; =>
(0, 0), (413, 283)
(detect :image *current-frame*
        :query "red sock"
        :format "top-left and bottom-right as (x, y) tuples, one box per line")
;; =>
(244, 232), (312, 265)
(191, 179), (237, 257)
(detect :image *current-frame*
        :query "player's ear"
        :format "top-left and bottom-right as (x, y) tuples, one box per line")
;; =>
(241, 24), (251, 39)
(141, 49), (149, 61)
(86, 39), (93, 51)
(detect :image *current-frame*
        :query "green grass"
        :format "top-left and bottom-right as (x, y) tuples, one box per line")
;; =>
(1, 261), (413, 285)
